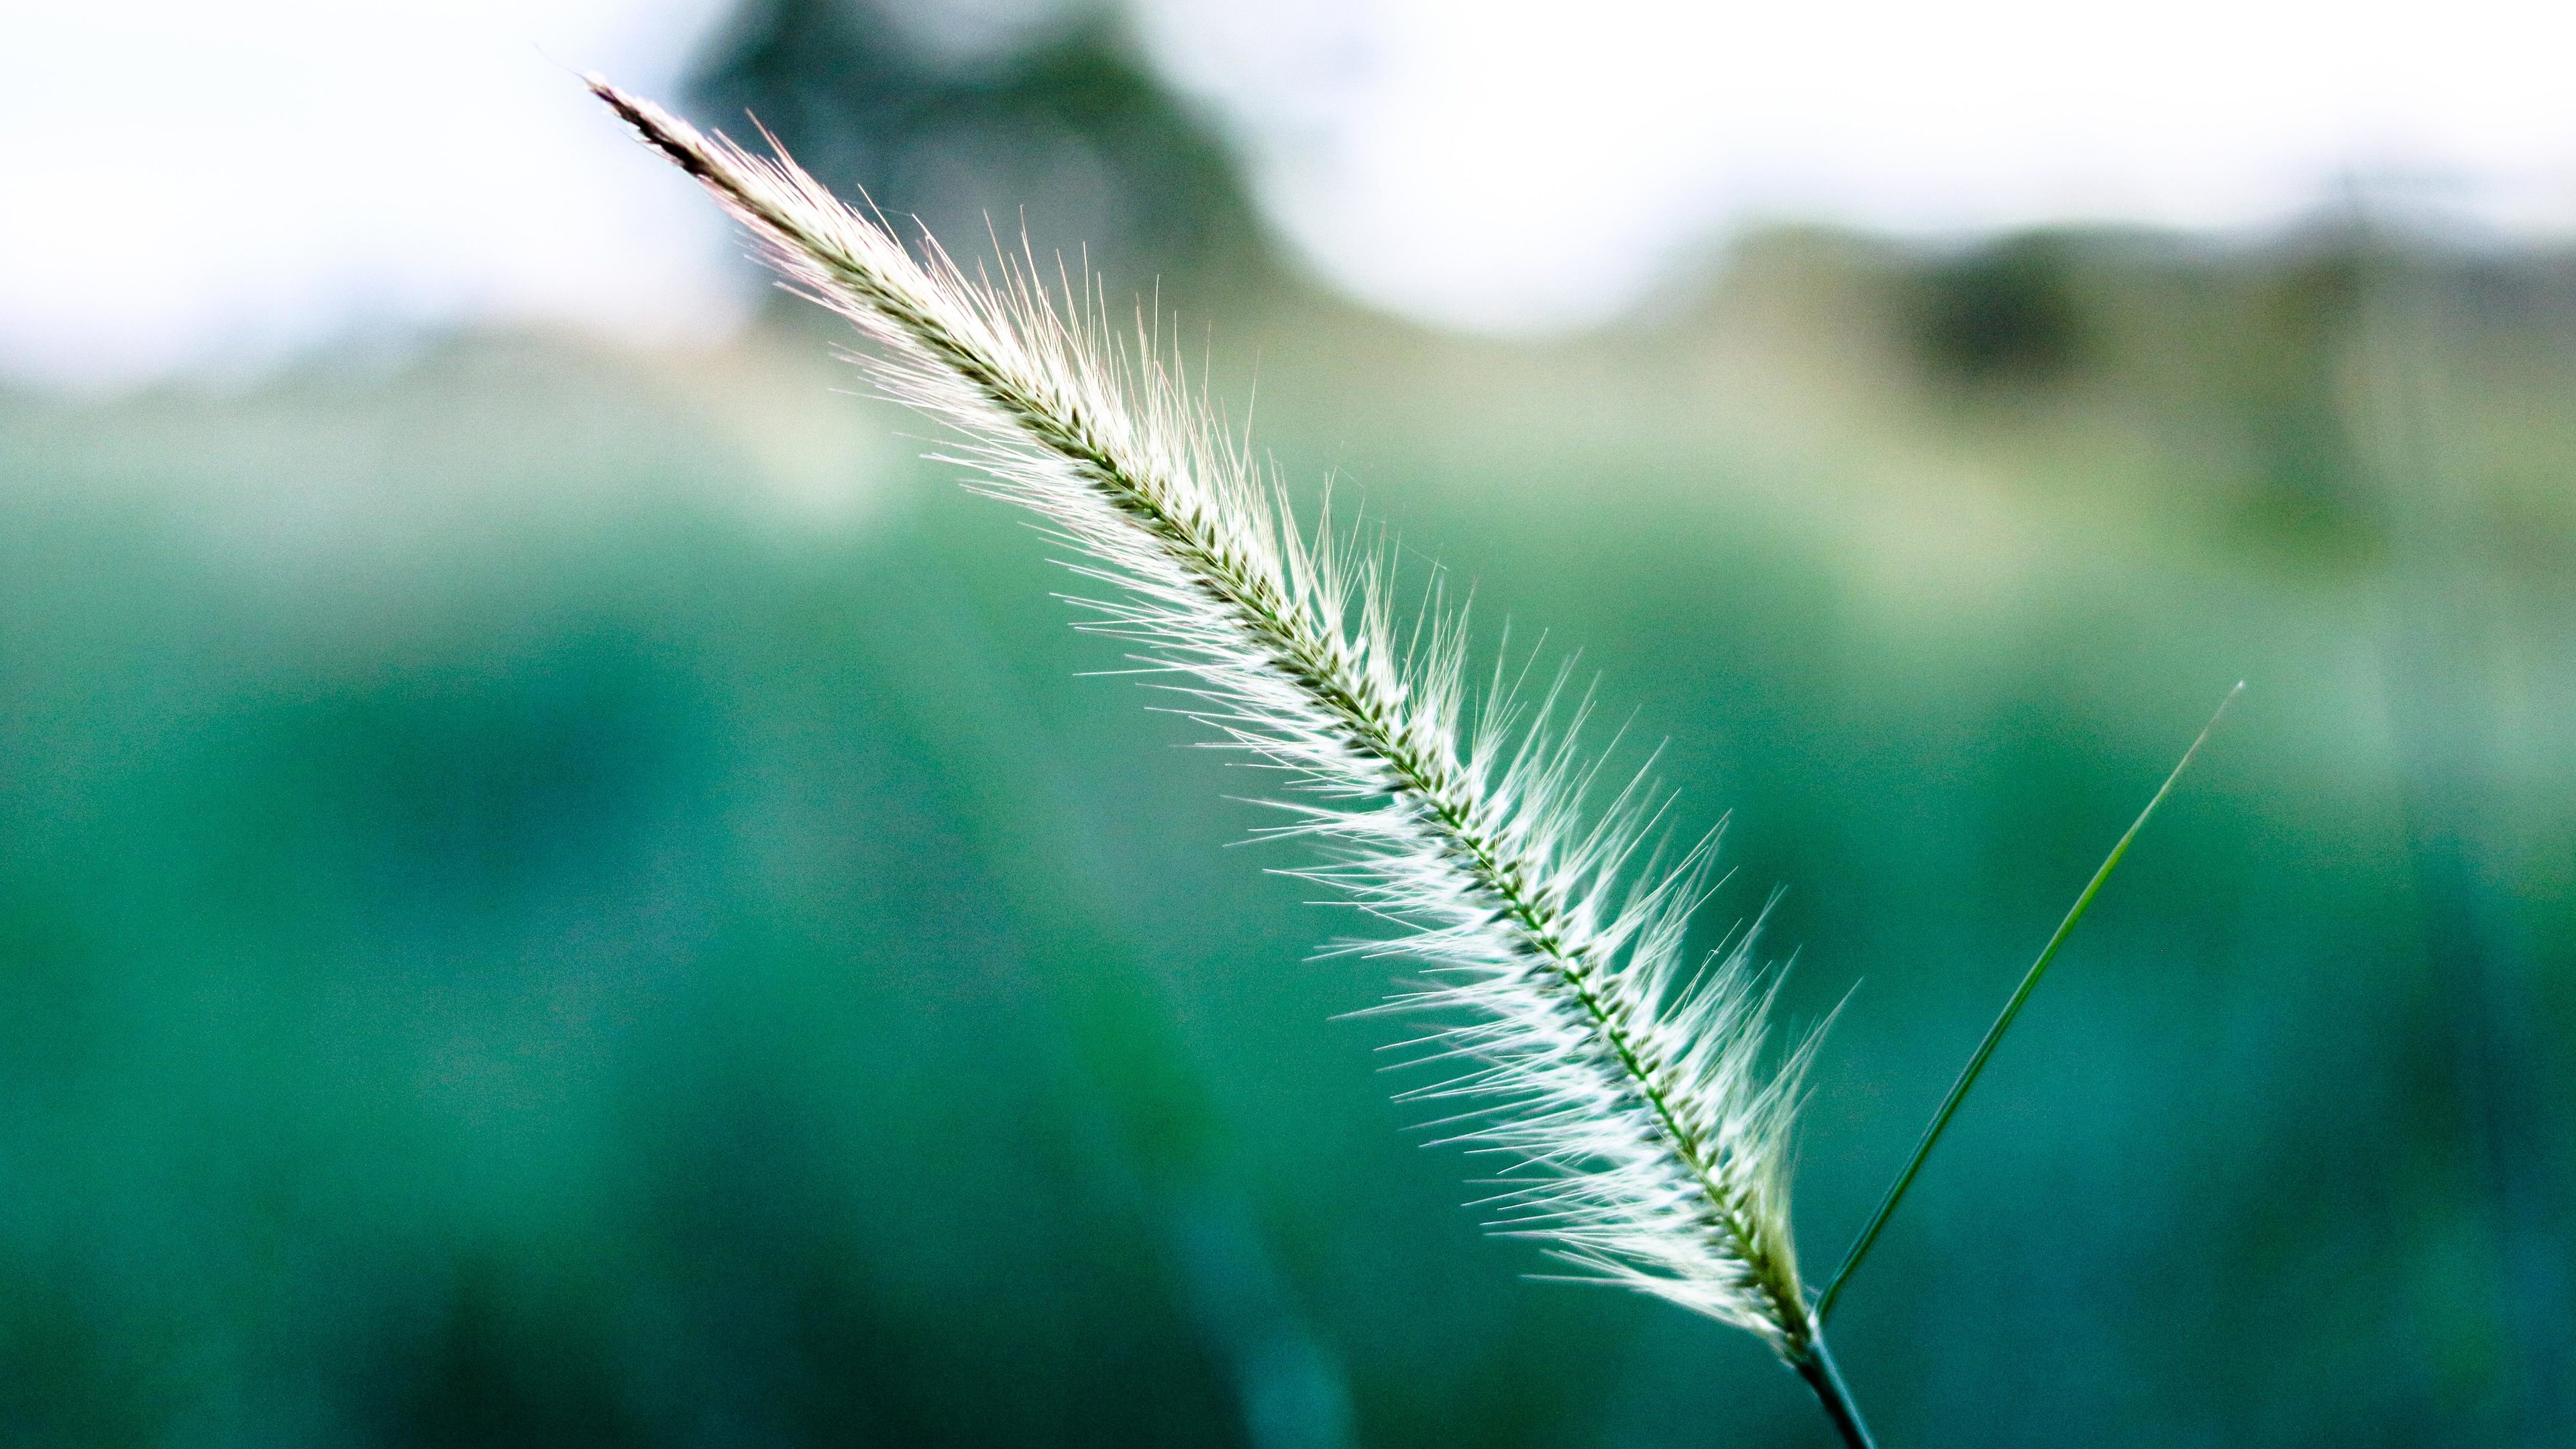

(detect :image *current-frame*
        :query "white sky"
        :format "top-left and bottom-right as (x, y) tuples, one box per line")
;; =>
(5, 0), (2575, 384)
(1144, 0), (2576, 328)
(0, 0), (743, 386)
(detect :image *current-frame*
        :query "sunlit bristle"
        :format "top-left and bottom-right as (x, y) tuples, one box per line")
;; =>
(593, 76), (1829, 1362)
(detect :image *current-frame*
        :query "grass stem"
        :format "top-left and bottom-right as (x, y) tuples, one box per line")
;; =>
(1793, 1334), (1878, 1449)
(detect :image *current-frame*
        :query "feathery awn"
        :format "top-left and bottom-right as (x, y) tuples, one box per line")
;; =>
(588, 78), (1875, 1448)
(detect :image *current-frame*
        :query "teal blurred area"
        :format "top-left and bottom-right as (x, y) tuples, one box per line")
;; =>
(6, 8), (2576, 1448)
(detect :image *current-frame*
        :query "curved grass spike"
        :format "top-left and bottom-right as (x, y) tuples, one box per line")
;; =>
(1816, 683), (2243, 1324)
(589, 78), (1874, 1447)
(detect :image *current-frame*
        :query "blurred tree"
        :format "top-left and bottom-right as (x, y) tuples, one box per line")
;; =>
(687, 0), (1267, 292)
(1911, 234), (2087, 389)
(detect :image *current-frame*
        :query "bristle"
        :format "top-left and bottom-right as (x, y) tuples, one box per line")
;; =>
(593, 78), (1829, 1362)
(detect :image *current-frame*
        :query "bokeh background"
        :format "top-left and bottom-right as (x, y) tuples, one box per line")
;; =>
(5, 1), (2576, 1444)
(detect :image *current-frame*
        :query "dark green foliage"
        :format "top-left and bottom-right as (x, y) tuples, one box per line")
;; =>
(689, 0), (1263, 287)
(1913, 235), (2088, 388)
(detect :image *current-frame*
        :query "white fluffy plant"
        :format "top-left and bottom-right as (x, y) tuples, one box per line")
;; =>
(590, 80), (1876, 1446)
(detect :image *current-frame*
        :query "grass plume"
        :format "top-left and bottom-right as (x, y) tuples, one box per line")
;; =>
(589, 78), (1871, 1444)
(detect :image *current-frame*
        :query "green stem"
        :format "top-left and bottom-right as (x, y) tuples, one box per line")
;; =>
(1814, 682), (2242, 1324)
(1793, 1334), (1878, 1449)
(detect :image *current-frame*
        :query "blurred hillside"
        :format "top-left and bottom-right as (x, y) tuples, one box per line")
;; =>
(2, 5), (2573, 1447)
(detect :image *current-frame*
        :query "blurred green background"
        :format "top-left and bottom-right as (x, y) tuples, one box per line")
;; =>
(5, 3), (2576, 1446)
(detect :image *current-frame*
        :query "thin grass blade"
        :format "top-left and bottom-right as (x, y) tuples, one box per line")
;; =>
(1814, 681), (2244, 1323)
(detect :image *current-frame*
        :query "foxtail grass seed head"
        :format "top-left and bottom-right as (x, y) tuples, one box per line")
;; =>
(592, 78), (1833, 1364)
